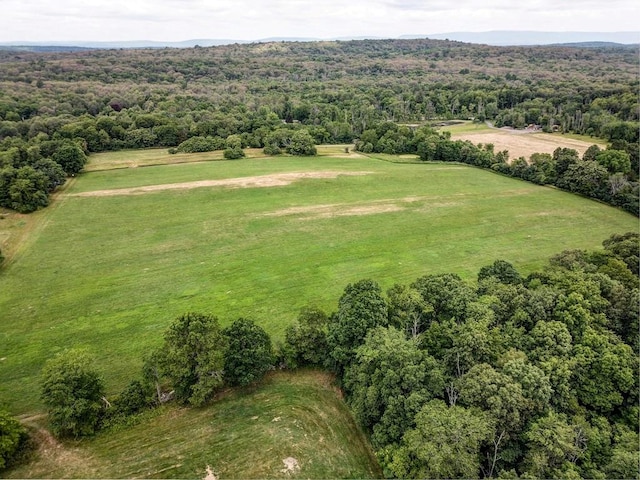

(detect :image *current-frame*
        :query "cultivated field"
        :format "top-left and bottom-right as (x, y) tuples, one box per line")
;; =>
(7, 370), (381, 479)
(0, 152), (637, 417)
(443, 122), (606, 160)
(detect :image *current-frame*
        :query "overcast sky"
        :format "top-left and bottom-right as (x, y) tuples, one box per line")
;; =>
(2, 0), (639, 42)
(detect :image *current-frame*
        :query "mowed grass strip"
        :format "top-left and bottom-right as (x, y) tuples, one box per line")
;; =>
(0, 155), (637, 414)
(85, 144), (357, 172)
(7, 370), (381, 479)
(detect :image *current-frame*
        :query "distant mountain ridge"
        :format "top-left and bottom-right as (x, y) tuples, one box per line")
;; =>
(0, 31), (638, 50)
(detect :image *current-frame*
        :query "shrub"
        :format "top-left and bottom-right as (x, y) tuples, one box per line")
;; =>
(0, 410), (29, 470)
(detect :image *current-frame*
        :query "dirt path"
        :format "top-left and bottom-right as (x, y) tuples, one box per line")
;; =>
(71, 171), (373, 197)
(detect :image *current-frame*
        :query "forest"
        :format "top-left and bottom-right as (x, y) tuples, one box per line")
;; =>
(0, 39), (638, 213)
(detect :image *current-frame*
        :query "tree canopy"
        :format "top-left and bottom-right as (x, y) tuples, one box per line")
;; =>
(148, 312), (226, 406)
(40, 350), (105, 438)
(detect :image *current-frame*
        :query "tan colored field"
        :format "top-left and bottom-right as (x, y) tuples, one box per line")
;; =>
(451, 129), (605, 161)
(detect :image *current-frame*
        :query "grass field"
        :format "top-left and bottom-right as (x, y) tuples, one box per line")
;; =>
(7, 370), (381, 479)
(0, 153), (637, 416)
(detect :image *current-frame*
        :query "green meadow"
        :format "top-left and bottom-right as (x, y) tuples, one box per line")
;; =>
(0, 152), (637, 415)
(7, 370), (381, 479)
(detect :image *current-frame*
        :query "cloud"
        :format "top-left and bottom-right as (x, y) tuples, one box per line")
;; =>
(1, 0), (638, 42)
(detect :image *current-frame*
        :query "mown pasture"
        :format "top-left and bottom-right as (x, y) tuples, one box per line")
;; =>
(7, 370), (381, 479)
(0, 152), (637, 416)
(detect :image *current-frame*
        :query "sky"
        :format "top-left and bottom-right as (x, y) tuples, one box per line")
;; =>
(1, 0), (639, 43)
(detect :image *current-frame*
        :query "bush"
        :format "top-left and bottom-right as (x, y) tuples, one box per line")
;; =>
(175, 136), (223, 153)
(263, 144), (281, 156)
(0, 410), (29, 471)
(223, 147), (245, 160)
(112, 379), (154, 417)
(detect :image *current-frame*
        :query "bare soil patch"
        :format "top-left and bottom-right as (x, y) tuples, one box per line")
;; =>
(281, 457), (301, 474)
(204, 465), (218, 480)
(71, 171), (373, 197)
(263, 202), (404, 219)
(451, 131), (601, 161)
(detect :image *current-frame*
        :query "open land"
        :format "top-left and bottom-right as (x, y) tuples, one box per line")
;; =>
(0, 152), (636, 418)
(7, 370), (381, 479)
(443, 122), (607, 160)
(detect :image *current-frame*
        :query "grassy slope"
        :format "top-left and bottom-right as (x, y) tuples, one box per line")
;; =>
(7, 370), (381, 479)
(0, 155), (637, 415)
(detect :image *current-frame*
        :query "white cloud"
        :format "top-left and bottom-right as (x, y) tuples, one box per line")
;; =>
(0, 0), (638, 42)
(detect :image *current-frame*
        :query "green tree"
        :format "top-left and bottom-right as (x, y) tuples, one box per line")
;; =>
(31, 158), (66, 192)
(387, 400), (492, 479)
(557, 160), (609, 200)
(40, 350), (105, 438)
(553, 147), (580, 176)
(572, 327), (636, 413)
(8, 166), (49, 213)
(223, 134), (245, 160)
(386, 283), (433, 338)
(523, 412), (582, 478)
(0, 410), (29, 470)
(327, 279), (388, 373)
(344, 326), (444, 447)
(596, 149), (631, 174)
(222, 318), (273, 386)
(459, 363), (529, 433)
(175, 135), (223, 153)
(283, 306), (329, 367)
(478, 260), (523, 285)
(411, 273), (476, 322)
(153, 312), (226, 406)
(51, 143), (87, 175)
(604, 424), (640, 480)
(286, 129), (317, 156)
(582, 144), (601, 162)
(602, 232), (639, 276)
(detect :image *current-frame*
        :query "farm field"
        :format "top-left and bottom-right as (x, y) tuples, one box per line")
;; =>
(443, 121), (606, 160)
(0, 152), (637, 416)
(7, 370), (381, 479)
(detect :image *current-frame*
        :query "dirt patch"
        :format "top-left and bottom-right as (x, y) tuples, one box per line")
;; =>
(451, 131), (601, 161)
(204, 465), (218, 480)
(262, 195), (463, 220)
(71, 171), (373, 197)
(281, 457), (300, 474)
(22, 428), (99, 477)
(264, 202), (403, 219)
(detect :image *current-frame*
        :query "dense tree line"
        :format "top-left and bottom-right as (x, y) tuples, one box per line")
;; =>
(26, 232), (638, 478)
(0, 138), (85, 213)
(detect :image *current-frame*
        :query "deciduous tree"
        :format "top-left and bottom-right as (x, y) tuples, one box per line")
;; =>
(40, 350), (105, 438)
(222, 318), (273, 386)
(152, 312), (226, 406)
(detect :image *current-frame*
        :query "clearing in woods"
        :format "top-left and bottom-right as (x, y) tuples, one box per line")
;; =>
(442, 121), (606, 160)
